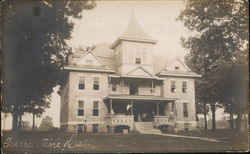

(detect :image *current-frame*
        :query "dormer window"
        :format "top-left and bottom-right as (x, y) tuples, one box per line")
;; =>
(175, 66), (180, 70)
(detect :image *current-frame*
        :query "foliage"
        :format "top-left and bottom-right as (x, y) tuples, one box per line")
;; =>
(39, 116), (54, 131)
(21, 121), (32, 130)
(215, 53), (248, 115)
(179, 0), (249, 130)
(2, 0), (96, 130)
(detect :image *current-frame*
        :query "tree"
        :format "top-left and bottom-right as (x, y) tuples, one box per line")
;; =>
(178, 0), (249, 131)
(39, 116), (54, 131)
(20, 121), (32, 131)
(215, 53), (248, 129)
(2, 0), (96, 131)
(25, 98), (50, 130)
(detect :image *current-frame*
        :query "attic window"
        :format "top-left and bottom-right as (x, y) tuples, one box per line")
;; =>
(175, 66), (180, 70)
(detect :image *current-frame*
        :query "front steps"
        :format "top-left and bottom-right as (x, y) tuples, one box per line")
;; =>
(134, 122), (161, 134)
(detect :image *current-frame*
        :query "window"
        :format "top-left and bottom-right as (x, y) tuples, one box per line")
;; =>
(92, 124), (99, 133)
(112, 83), (117, 92)
(93, 101), (99, 116)
(150, 82), (155, 94)
(182, 81), (187, 93)
(171, 81), (176, 93)
(135, 51), (141, 64)
(78, 101), (84, 116)
(93, 77), (99, 90)
(78, 76), (85, 90)
(175, 66), (180, 70)
(183, 103), (188, 117)
(135, 58), (141, 64)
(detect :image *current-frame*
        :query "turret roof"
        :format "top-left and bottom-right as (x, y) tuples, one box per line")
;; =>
(121, 13), (153, 41)
(110, 13), (157, 49)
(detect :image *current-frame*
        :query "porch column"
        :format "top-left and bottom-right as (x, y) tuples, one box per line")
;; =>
(121, 78), (124, 94)
(151, 80), (153, 94)
(131, 100), (133, 115)
(157, 101), (159, 115)
(110, 99), (112, 114)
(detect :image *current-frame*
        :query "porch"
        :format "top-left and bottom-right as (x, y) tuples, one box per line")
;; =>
(104, 95), (177, 131)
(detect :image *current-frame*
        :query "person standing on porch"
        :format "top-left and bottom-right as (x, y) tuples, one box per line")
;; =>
(126, 103), (132, 115)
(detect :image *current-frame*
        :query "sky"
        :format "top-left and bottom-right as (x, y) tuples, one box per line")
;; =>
(2, 0), (226, 130)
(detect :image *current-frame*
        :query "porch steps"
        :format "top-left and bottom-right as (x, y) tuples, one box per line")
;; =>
(134, 122), (161, 134)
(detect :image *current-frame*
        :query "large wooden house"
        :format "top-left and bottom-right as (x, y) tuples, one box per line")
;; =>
(60, 14), (201, 133)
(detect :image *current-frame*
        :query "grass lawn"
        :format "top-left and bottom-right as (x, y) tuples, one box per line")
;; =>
(1, 129), (249, 153)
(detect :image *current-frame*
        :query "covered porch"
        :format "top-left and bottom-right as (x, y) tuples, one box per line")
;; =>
(104, 95), (177, 130)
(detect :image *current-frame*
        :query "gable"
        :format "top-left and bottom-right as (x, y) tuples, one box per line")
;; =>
(76, 51), (104, 66)
(163, 58), (190, 72)
(127, 67), (153, 77)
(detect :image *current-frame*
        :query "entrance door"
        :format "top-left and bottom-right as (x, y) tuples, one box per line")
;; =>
(129, 83), (138, 95)
(133, 102), (156, 122)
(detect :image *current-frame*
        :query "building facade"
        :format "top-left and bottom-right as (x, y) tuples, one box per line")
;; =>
(60, 15), (201, 133)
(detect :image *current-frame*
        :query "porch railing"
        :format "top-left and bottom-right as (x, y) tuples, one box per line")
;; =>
(153, 115), (176, 126)
(105, 114), (134, 125)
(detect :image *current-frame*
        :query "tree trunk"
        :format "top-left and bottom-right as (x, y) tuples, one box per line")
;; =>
(210, 102), (216, 131)
(204, 112), (208, 130)
(12, 104), (19, 131)
(32, 113), (35, 131)
(18, 113), (22, 129)
(203, 101), (208, 130)
(229, 112), (234, 129)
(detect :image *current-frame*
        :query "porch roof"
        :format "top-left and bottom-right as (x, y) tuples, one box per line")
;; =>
(103, 94), (177, 102)
(108, 74), (165, 80)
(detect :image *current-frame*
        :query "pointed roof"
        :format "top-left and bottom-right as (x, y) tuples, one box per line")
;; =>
(121, 13), (153, 41)
(110, 13), (157, 49)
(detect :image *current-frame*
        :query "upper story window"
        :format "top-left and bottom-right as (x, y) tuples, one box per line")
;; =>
(93, 101), (99, 116)
(171, 81), (176, 93)
(175, 66), (180, 70)
(183, 103), (188, 117)
(150, 81), (155, 94)
(78, 100), (84, 116)
(79, 76), (85, 90)
(182, 81), (187, 93)
(112, 83), (117, 92)
(135, 58), (141, 64)
(135, 51), (141, 64)
(93, 77), (99, 90)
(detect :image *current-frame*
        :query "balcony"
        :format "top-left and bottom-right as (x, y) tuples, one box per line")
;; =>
(108, 77), (164, 97)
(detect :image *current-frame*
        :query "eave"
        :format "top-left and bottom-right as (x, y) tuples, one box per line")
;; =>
(64, 66), (115, 73)
(110, 37), (157, 49)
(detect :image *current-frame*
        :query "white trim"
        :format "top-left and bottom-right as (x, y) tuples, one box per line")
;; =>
(75, 50), (105, 66)
(110, 37), (157, 49)
(64, 66), (115, 73)
(158, 72), (201, 78)
(126, 66), (154, 77)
